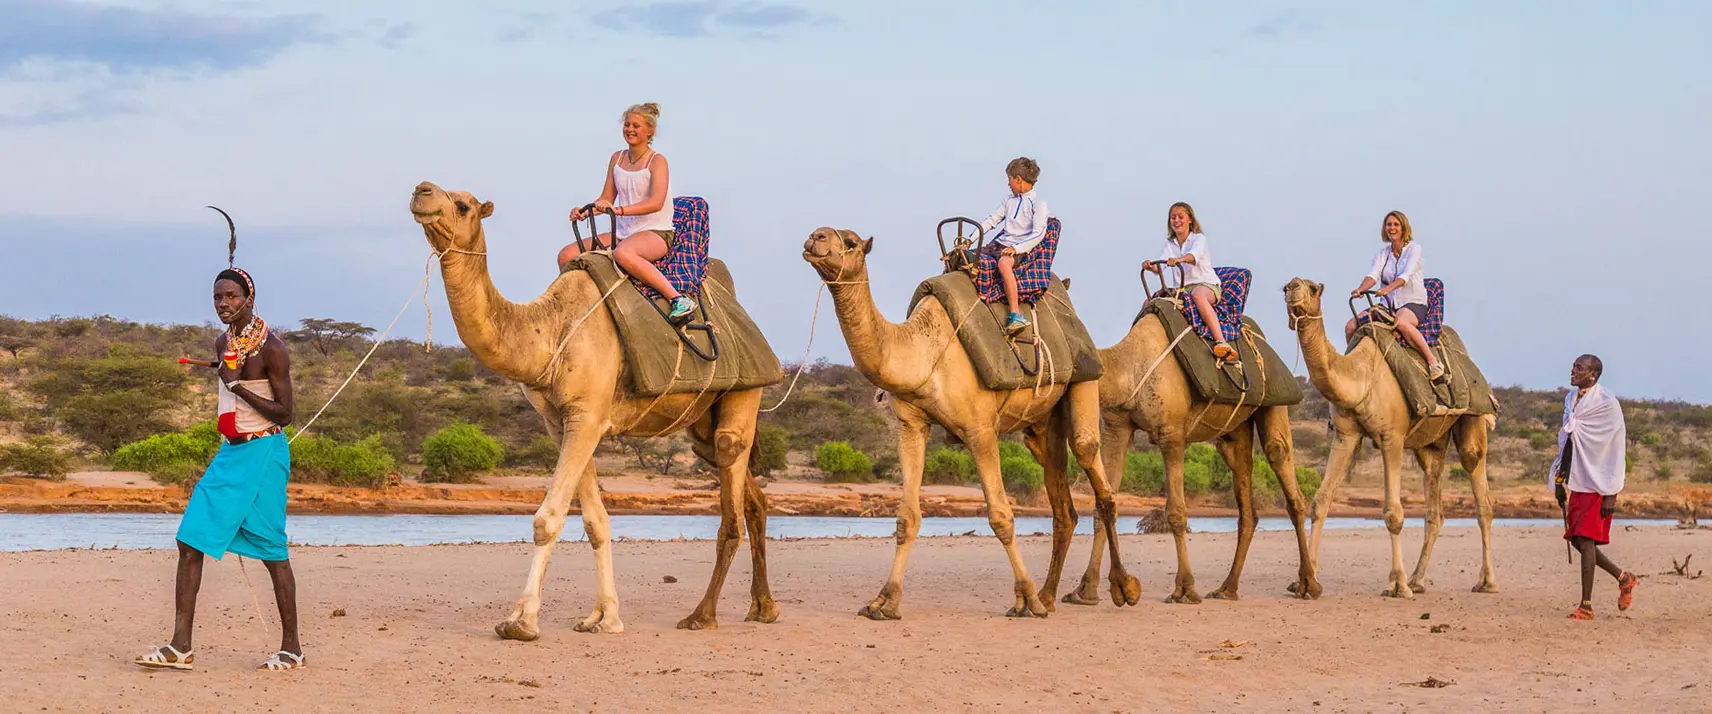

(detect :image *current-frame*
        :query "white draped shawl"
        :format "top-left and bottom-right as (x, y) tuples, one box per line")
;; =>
(1548, 383), (1627, 495)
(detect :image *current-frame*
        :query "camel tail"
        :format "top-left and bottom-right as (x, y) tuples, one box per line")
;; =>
(1482, 413), (1497, 432)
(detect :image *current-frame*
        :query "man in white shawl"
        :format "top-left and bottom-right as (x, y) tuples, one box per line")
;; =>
(1549, 354), (1637, 620)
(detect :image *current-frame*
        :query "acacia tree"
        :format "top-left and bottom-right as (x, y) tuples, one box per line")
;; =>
(288, 318), (378, 356)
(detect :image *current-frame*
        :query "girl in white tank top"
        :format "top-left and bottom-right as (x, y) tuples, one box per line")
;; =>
(559, 103), (696, 322)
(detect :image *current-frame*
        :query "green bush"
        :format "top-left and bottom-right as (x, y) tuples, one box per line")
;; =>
(925, 446), (976, 485)
(1000, 453), (1044, 498)
(506, 434), (560, 471)
(1450, 465), (1470, 480)
(1654, 463), (1674, 481)
(815, 441), (873, 482)
(111, 422), (222, 485)
(1122, 450), (1165, 495)
(1527, 432), (1556, 451)
(0, 437), (72, 480)
(421, 424), (504, 483)
(292, 434), (396, 488)
(1690, 458), (1712, 485)
(752, 425), (790, 477)
(26, 351), (189, 453)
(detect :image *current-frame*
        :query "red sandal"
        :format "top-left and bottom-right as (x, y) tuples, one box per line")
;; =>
(1617, 572), (1637, 611)
(1567, 603), (1595, 620)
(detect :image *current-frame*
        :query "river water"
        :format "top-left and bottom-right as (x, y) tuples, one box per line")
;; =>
(0, 513), (1668, 552)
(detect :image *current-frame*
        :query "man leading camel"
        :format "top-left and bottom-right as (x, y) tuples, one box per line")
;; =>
(137, 266), (303, 671)
(1551, 354), (1637, 620)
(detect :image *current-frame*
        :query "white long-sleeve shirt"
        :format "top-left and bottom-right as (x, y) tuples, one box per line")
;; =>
(1548, 383), (1627, 495)
(1156, 233), (1220, 288)
(1365, 243), (1426, 308)
(977, 189), (1049, 252)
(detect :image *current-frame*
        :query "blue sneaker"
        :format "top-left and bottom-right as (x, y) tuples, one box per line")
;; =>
(668, 296), (698, 324)
(1003, 311), (1029, 334)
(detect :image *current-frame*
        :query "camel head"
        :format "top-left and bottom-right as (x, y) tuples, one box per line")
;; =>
(1282, 277), (1325, 329)
(801, 227), (872, 282)
(410, 181), (494, 254)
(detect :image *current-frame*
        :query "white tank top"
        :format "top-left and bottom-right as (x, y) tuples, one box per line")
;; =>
(612, 152), (674, 239)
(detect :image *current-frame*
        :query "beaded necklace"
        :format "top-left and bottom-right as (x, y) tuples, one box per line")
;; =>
(227, 315), (269, 367)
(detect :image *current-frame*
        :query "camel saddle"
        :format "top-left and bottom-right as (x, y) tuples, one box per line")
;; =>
(909, 271), (1102, 391)
(564, 253), (784, 397)
(1141, 300), (1303, 408)
(1349, 323), (1497, 418)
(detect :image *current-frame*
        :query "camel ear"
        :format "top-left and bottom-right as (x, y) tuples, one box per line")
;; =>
(860, 236), (873, 255)
(1309, 281), (1323, 296)
(479, 201), (494, 218)
(1061, 278), (1072, 291)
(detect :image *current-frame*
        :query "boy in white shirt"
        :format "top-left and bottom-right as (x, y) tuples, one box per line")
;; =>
(1143, 202), (1236, 362)
(977, 157), (1049, 334)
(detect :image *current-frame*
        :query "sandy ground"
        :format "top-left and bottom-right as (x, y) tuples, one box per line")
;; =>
(2, 525), (1709, 712)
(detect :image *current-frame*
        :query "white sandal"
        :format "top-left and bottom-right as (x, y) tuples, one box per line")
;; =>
(135, 644), (195, 671)
(257, 650), (305, 671)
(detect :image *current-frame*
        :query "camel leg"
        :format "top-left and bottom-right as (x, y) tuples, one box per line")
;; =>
(742, 470), (779, 622)
(1257, 406), (1320, 599)
(1024, 417), (1073, 612)
(1378, 439), (1413, 599)
(1456, 417), (1500, 593)
(1407, 444), (1448, 594)
(1065, 413), (1133, 606)
(1068, 380), (1140, 607)
(1208, 425), (1256, 601)
(1297, 414), (1362, 594)
(677, 392), (760, 631)
(570, 461), (626, 633)
(967, 428), (1047, 618)
(496, 416), (605, 641)
(1163, 436), (1201, 604)
(859, 400), (930, 621)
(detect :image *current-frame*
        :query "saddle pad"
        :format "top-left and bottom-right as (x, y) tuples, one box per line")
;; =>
(1349, 323), (1496, 417)
(1356, 277), (1445, 346)
(1141, 300), (1303, 407)
(564, 253), (784, 397)
(975, 218), (1061, 304)
(634, 197), (711, 301)
(1182, 266), (1251, 343)
(911, 270), (1102, 391)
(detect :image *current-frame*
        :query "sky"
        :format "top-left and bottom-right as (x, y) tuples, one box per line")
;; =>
(1, 0), (1708, 402)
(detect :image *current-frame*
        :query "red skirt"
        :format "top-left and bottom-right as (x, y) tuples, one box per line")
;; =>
(1563, 491), (1611, 545)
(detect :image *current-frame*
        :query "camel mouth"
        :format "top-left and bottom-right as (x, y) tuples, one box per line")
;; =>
(412, 209), (442, 225)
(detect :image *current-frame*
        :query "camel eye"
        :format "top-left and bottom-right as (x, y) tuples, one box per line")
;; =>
(455, 201), (470, 216)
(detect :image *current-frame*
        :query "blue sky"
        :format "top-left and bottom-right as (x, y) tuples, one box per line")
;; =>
(1, 0), (1707, 402)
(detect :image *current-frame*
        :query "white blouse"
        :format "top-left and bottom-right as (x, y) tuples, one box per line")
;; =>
(1365, 242), (1426, 308)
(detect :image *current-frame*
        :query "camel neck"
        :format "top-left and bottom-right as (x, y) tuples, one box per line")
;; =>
(1295, 313), (1364, 407)
(437, 229), (549, 381)
(824, 278), (928, 394)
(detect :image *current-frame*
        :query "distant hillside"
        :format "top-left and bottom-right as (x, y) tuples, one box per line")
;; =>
(3, 314), (1709, 495)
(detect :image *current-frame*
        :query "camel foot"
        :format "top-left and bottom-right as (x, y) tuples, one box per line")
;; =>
(676, 613), (719, 631)
(1110, 574), (1141, 607)
(1470, 580), (1500, 594)
(1408, 581), (1427, 594)
(1207, 587), (1239, 602)
(494, 619), (539, 642)
(858, 591), (902, 621)
(572, 610), (625, 634)
(745, 598), (780, 623)
(1381, 583), (1414, 599)
(1035, 586), (1059, 614)
(1005, 593), (1050, 618)
(1293, 576), (1323, 600)
(1061, 579), (1102, 606)
(1167, 585), (1202, 605)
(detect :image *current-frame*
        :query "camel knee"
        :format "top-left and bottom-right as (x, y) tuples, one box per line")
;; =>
(711, 428), (750, 468)
(1382, 507), (1405, 535)
(1167, 509), (1190, 534)
(988, 515), (1016, 545)
(894, 511), (921, 545)
(533, 512), (566, 547)
(1069, 426), (1101, 461)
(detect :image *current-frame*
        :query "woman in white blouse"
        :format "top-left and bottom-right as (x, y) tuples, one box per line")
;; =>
(1345, 210), (1444, 381)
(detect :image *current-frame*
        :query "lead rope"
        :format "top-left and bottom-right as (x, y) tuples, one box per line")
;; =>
(762, 244), (867, 413)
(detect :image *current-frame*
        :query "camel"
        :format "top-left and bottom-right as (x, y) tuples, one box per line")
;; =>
(1281, 278), (1498, 598)
(409, 181), (776, 639)
(800, 228), (1140, 618)
(1059, 301), (1319, 605)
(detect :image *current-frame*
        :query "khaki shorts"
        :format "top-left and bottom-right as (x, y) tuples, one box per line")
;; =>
(618, 229), (675, 250)
(1184, 282), (1222, 304)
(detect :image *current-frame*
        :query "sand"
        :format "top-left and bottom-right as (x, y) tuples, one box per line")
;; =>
(1, 525), (1709, 712)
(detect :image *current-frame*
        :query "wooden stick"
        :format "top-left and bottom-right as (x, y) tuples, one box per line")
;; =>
(178, 357), (216, 368)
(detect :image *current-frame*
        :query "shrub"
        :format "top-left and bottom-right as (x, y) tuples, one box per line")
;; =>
(1654, 463), (1673, 481)
(815, 441), (873, 482)
(26, 351), (190, 453)
(752, 425), (790, 477)
(291, 434), (396, 488)
(506, 434), (560, 471)
(1691, 458), (1712, 485)
(1450, 466), (1470, 480)
(111, 422), (222, 485)
(420, 424), (504, 483)
(1122, 450), (1165, 495)
(0, 437), (72, 480)
(925, 446), (976, 485)
(1000, 453), (1045, 498)
(1527, 432), (1556, 451)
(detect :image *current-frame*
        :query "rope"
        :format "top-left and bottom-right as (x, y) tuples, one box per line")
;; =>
(760, 278), (867, 414)
(532, 268), (630, 386)
(1123, 317), (1195, 406)
(237, 556), (269, 631)
(289, 251), (443, 443)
